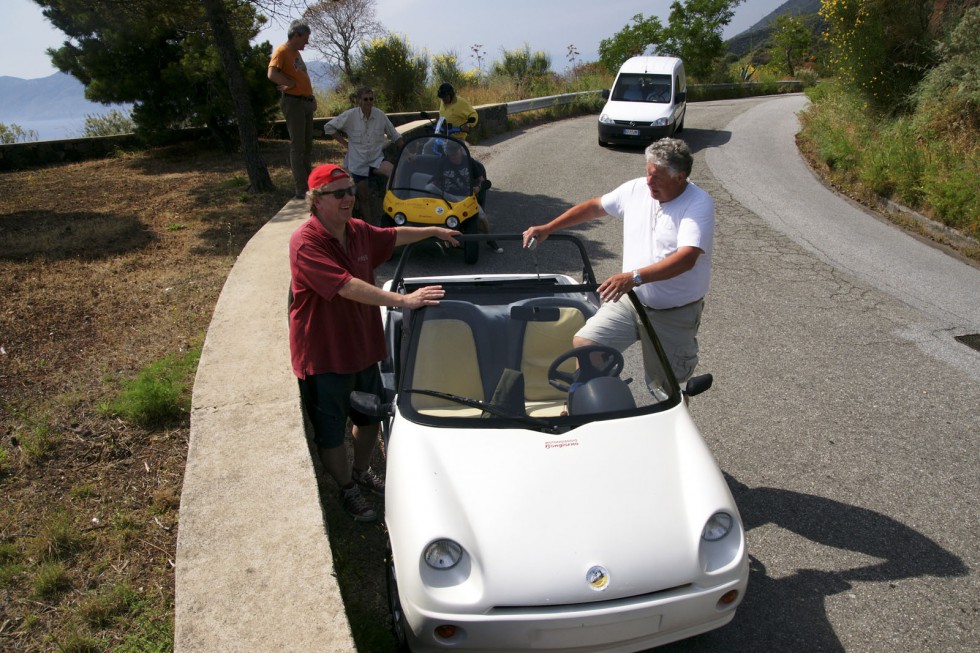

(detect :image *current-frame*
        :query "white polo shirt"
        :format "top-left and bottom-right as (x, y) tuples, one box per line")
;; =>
(322, 106), (401, 176)
(600, 178), (715, 310)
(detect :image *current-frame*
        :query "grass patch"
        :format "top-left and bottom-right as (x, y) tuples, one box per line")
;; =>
(32, 560), (72, 598)
(101, 345), (202, 428)
(51, 631), (102, 653)
(79, 582), (138, 628)
(28, 509), (85, 562)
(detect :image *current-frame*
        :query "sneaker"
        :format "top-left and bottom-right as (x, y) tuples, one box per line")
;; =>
(341, 485), (377, 522)
(353, 467), (385, 497)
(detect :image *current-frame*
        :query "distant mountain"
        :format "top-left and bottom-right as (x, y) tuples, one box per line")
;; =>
(0, 72), (129, 123)
(726, 0), (824, 57)
(0, 61), (340, 127)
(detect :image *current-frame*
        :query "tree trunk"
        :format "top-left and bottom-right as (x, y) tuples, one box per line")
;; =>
(201, 0), (275, 193)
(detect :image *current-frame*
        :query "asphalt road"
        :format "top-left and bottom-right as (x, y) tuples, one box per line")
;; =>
(377, 96), (979, 652)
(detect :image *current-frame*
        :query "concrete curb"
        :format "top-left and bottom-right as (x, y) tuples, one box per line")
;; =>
(174, 200), (356, 652)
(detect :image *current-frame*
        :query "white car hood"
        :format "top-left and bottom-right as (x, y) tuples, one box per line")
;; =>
(386, 407), (737, 608)
(601, 100), (672, 123)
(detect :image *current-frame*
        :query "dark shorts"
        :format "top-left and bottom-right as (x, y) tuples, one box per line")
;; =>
(351, 169), (377, 183)
(297, 365), (384, 448)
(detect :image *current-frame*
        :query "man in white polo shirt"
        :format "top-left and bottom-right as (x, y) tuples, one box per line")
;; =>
(522, 138), (714, 390)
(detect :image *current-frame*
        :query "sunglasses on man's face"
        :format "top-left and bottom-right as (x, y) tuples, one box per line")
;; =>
(319, 186), (355, 199)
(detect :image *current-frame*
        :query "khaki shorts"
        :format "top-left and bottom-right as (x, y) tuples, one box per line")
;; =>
(575, 298), (704, 384)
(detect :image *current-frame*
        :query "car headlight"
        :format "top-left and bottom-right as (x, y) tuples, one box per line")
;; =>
(393, 212), (407, 225)
(424, 539), (462, 569)
(598, 113), (614, 125)
(445, 216), (460, 229)
(651, 117), (669, 127)
(701, 512), (733, 541)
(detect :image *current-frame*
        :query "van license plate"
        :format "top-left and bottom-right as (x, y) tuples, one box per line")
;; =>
(623, 129), (640, 136)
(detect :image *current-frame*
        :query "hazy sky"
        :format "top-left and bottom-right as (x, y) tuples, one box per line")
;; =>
(2, 0), (786, 80)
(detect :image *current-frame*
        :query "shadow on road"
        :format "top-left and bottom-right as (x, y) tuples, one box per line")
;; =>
(655, 473), (968, 652)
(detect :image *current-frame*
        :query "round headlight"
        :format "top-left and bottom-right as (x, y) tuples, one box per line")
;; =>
(445, 216), (460, 229)
(701, 512), (733, 541)
(424, 539), (462, 569)
(393, 212), (407, 225)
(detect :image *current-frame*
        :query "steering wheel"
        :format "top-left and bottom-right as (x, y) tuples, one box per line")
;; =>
(547, 345), (625, 393)
(646, 90), (670, 103)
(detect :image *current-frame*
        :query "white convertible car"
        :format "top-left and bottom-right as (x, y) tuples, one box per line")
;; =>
(352, 234), (748, 652)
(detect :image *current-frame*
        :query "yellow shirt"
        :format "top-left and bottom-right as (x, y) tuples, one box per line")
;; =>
(438, 96), (478, 139)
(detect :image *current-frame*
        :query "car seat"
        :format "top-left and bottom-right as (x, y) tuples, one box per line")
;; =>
(406, 301), (494, 417)
(508, 297), (595, 417)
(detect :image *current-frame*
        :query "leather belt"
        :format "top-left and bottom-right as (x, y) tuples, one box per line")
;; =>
(643, 297), (704, 312)
(283, 94), (315, 101)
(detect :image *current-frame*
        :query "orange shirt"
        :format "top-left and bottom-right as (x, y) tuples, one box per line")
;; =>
(269, 43), (313, 97)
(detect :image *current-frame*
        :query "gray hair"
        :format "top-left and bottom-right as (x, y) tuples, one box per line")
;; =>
(645, 138), (693, 178)
(287, 20), (311, 38)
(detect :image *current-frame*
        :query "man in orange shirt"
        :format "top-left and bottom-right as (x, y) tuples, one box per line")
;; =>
(268, 20), (316, 198)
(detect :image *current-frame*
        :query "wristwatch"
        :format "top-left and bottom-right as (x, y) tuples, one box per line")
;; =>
(632, 269), (643, 286)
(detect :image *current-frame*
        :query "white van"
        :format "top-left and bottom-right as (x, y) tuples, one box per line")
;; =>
(597, 56), (687, 147)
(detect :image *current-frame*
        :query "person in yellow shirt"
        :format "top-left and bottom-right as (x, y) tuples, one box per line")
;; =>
(437, 83), (478, 140)
(268, 20), (316, 198)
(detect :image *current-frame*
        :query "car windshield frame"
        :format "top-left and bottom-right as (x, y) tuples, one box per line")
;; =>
(386, 234), (684, 432)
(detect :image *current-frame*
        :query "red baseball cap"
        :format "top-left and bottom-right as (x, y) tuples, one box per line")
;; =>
(308, 164), (350, 191)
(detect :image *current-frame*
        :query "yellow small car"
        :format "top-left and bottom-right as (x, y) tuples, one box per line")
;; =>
(383, 133), (485, 264)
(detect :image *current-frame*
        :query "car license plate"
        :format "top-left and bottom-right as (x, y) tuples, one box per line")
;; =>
(623, 128), (640, 136)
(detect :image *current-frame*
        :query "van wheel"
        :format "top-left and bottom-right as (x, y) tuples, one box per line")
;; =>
(676, 114), (685, 134)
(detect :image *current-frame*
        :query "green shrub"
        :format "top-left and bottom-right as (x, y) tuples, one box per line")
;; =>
(83, 109), (135, 137)
(491, 45), (551, 99)
(0, 122), (38, 143)
(432, 51), (465, 89)
(356, 35), (428, 112)
(101, 346), (201, 428)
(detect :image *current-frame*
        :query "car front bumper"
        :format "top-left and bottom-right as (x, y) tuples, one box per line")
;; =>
(401, 571), (747, 653)
(598, 121), (673, 144)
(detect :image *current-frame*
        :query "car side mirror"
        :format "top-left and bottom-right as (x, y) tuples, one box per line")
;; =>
(601, 89), (610, 100)
(683, 374), (712, 397)
(350, 391), (393, 417)
(676, 91), (686, 103)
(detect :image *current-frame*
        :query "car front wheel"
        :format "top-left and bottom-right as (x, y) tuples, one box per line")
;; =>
(386, 548), (411, 652)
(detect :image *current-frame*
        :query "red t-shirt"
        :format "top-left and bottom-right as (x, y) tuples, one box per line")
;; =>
(289, 217), (396, 377)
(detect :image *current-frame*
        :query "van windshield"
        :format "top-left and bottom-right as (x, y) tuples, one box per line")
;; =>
(611, 73), (672, 103)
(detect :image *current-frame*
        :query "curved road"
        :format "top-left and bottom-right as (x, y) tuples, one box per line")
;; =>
(377, 95), (978, 651)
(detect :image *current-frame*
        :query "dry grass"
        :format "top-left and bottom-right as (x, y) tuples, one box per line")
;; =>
(0, 137), (343, 651)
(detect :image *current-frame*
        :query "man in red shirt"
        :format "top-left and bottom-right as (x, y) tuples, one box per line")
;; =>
(289, 164), (459, 521)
